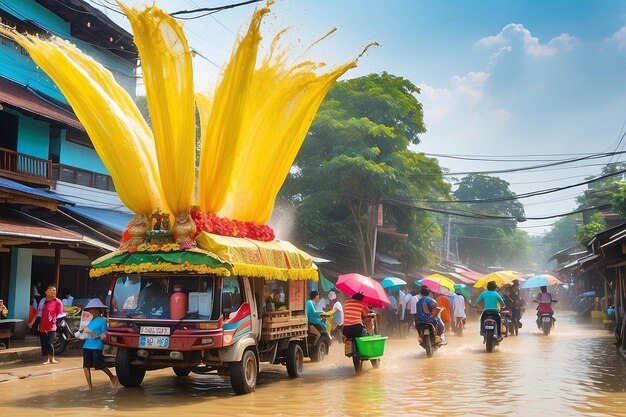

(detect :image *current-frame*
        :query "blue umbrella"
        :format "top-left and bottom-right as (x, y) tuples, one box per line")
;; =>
(381, 277), (407, 291)
(454, 283), (471, 301)
(522, 274), (563, 289)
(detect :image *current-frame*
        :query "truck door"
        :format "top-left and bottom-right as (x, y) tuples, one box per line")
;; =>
(243, 277), (260, 337)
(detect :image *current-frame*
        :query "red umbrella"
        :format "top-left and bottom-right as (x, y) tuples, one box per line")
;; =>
(336, 273), (390, 308)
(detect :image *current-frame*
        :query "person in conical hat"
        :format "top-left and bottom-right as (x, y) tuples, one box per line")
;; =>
(80, 298), (119, 391)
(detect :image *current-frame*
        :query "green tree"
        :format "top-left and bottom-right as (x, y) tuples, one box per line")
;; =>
(452, 174), (530, 268)
(576, 212), (606, 244)
(280, 72), (450, 273)
(542, 215), (580, 260)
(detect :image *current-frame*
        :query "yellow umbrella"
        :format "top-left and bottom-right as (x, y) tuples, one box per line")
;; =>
(423, 273), (456, 291)
(473, 271), (519, 289)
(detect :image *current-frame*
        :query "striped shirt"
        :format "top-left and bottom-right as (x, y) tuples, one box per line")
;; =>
(343, 299), (369, 326)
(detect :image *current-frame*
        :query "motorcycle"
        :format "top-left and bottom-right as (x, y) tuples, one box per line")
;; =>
(416, 307), (446, 358)
(307, 317), (331, 362)
(343, 313), (387, 373)
(53, 314), (83, 355)
(479, 309), (502, 353)
(501, 310), (514, 337)
(534, 299), (557, 336)
(538, 313), (554, 335)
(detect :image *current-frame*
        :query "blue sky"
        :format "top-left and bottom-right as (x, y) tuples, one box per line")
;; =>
(99, 0), (626, 235)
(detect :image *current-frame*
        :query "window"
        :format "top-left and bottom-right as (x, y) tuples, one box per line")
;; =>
(222, 276), (243, 313)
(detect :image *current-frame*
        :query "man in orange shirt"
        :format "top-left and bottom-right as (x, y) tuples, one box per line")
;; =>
(435, 292), (452, 332)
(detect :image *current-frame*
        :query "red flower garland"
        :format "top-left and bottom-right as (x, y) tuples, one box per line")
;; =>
(191, 211), (275, 241)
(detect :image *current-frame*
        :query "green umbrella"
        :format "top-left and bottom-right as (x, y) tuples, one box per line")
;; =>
(319, 271), (335, 292)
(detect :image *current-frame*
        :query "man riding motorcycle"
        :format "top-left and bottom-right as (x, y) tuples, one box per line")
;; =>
(415, 285), (445, 343)
(474, 281), (506, 340)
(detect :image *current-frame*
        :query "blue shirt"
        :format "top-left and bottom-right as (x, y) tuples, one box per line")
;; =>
(416, 296), (437, 324)
(306, 299), (324, 326)
(474, 290), (505, 311)
(83, 316), (107, 350)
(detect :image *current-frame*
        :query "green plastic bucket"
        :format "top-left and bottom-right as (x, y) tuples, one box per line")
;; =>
(355, 335), (388, 358)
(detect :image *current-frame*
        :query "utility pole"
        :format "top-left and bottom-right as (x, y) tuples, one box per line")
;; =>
(445, 214), (451, 261)
(370, 202), (382, 276)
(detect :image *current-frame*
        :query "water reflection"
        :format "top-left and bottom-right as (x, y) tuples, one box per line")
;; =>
(1, 312), (625, 416)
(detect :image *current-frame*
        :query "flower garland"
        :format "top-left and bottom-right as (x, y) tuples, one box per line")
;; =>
(191, 211), (275, 241)
(126, 242), (197, 253)
(89, 262), (231, 278)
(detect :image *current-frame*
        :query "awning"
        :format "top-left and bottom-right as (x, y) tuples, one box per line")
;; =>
(0, 76), (83, 131)
(63, 205), (132, 234)
(376, 253), (402, 265)
(0, 210), (82, 244)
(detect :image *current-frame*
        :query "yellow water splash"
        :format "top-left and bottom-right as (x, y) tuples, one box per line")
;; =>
(119, 3), (195, 218)
(1, 1), (374, 232)
(197, 4), (269, 215)
(0, 27), (165, 217)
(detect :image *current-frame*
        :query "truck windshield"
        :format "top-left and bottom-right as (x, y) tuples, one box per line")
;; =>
(110, 274), (217, 320)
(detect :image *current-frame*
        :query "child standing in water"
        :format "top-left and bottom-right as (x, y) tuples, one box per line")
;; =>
(80, 298), (119, 391)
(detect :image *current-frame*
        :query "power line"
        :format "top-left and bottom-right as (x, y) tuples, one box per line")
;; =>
(170, 0), (262, 19)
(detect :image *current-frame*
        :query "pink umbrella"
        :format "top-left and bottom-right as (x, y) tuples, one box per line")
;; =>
(420, 278), (445, 294)
(336, 273), (390, 308)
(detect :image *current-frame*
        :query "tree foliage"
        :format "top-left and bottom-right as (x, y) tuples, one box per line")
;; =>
(576, 212), (606, 244)
(452, 174), (530, 269)
(279, 72), (450, 273)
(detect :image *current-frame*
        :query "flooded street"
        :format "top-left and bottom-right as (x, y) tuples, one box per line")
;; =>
(1, 311), (626, 416)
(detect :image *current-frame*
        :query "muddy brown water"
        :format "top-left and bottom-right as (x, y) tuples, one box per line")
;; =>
(0, 311), (624, 416)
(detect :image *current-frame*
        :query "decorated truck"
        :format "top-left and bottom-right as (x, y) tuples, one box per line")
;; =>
(91, 229), (319, 394)
(0, 0), (364, 395)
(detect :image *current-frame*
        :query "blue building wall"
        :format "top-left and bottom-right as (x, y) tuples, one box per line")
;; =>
(0, 0), (137, 176)
(16, 116), (49, 159)
(59, 132), (108, 174)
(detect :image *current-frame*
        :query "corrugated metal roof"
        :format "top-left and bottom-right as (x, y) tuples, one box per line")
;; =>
(63, 205), (132, 234)
(0, 177), (73, 204)
(0, 76), (83, 130)
(0, 210), (81, 242)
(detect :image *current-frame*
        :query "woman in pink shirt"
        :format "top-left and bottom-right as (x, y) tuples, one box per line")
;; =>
(28, 285), (63, 364)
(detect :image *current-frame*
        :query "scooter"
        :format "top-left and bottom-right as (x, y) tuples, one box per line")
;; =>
(53, 314), (83, 355)
(501, 310), (513, 337)
(416, 307), (446, 358)
(479, 310), (502, 353)
(537, 313), (554, 336)
(343, 313), (387, 373)
(307, 317), (331, 362)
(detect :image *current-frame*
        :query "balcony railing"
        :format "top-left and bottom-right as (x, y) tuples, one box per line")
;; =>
(0, 146), (51, 186)
(51, 163), (116, 192)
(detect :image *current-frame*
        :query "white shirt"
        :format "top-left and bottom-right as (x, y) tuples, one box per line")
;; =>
(332, 301), (344, 326)
(62, 296), (74, 307)
(409, 294), (422, 315)
(316, 298), (328, 311)
(453, 294), (466, 318)
(400, 293), (412, 320)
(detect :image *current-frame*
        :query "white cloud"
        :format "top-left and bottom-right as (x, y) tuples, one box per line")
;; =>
(476, 23), (577, 57)
(610, 26), (626, 50)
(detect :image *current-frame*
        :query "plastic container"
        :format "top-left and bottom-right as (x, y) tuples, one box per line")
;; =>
(355, 335), (388, 358)
(189, 292), (211, 317)
(170, 285), (188, 320)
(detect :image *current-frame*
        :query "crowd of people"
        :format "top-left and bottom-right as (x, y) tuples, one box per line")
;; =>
(306, 278), (561, 346)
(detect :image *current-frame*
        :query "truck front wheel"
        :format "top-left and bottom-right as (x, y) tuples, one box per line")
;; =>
(115, 348), (146, 387)
(230, 349), (258, 394)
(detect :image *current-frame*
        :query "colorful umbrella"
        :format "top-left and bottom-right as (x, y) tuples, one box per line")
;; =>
(522, 274), (563, 289)
(420, 278), (447, 294)
(473, 271), (519, 289)
(336, 273), (390, 308)
(423, 273), (455, 291)
(381, 277), (407, 290)
(454, 283), (472, 300)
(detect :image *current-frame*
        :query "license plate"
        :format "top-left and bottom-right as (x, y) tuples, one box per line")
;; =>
(484, 325), (494, 330)
(423, 329), (430, 335)
(344, 339), (352, 356)
(140, 326), (170, 335)
(542, 317), (551, 322)
(139, 336), (170, 349)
